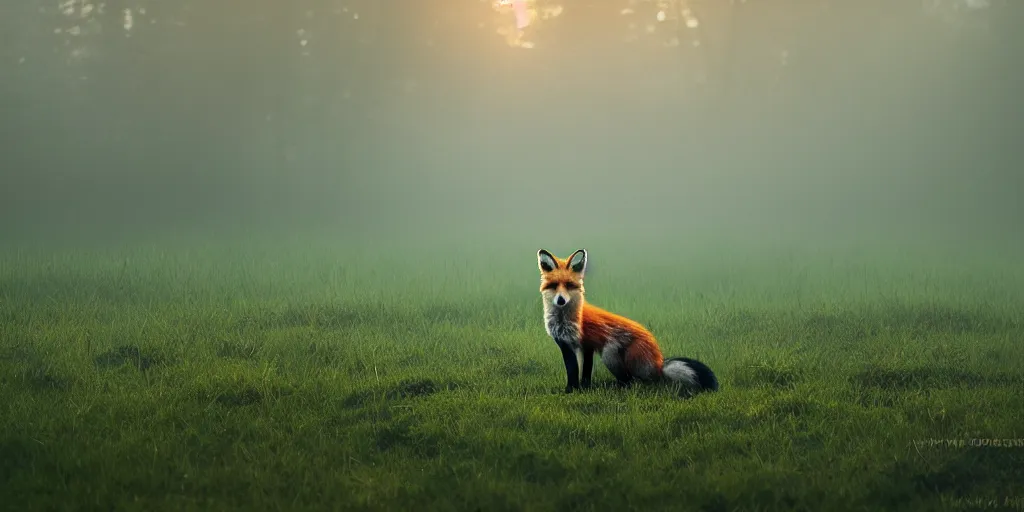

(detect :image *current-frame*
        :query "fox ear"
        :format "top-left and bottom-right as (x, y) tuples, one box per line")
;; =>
(538, 250), (557, 273)
(567, 249), (587, 274)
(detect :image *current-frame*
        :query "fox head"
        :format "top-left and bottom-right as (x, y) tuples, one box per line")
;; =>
(537, 249), (587, 309)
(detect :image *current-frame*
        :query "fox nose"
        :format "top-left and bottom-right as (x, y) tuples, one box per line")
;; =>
(554, 295), (568, 307)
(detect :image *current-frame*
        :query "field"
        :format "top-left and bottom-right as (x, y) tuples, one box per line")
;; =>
(2, 233), (1022, 511)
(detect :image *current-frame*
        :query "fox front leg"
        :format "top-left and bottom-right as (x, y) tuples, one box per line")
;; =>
(555, 340), (580, 393)
(581, 347), (594, 389)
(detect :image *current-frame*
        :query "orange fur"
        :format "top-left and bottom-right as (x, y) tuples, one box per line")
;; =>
(579, 303), (665, 373)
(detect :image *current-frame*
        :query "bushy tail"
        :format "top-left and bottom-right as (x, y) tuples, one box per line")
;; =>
(662, 357), (719, 396)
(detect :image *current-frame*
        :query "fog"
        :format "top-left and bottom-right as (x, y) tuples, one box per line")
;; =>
(2, 0), (1021, 254)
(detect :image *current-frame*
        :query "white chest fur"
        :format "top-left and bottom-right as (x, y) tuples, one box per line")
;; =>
(543, 305), (581, 348)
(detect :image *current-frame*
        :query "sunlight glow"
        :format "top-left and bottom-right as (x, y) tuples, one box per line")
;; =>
(492, 0), (563, 49)
(619, 0), (702, 46)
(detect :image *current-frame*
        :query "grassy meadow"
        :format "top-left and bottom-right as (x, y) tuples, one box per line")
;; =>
(1, 233), (1023, 511)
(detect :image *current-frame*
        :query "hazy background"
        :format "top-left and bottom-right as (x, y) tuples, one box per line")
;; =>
(2, 0), (1021, 255)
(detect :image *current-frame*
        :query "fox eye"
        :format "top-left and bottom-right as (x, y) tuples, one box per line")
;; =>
(563, 282), (579, 290)
(543, 282), (559, 290)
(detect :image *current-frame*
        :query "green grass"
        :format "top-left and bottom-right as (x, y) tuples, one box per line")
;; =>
(1, 235), (1023, 511)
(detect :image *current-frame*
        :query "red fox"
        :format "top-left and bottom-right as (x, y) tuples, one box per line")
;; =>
(537, 249), (719, 396)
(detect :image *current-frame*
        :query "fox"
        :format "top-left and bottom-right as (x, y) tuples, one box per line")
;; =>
(537, 249), (719, 396)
